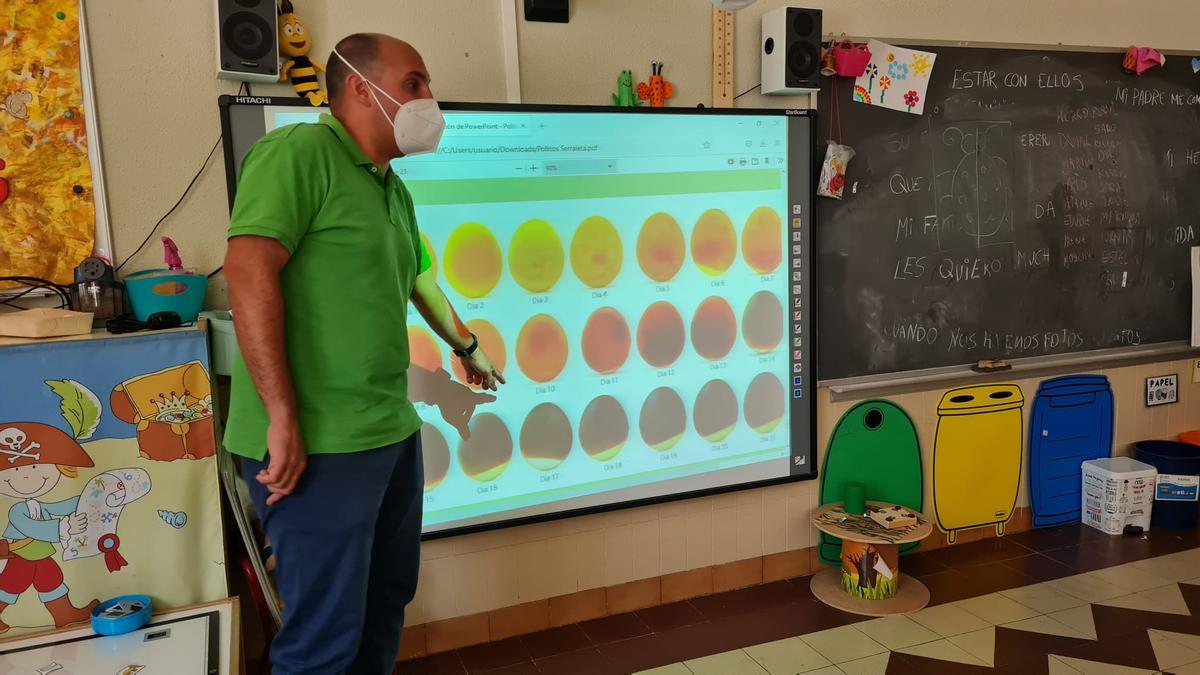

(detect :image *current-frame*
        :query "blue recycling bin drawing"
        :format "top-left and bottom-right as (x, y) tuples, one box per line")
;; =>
(1029, 374), (1114, 528)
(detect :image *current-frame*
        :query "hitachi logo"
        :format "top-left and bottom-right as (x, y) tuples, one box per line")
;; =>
(236, 96), (272, 104)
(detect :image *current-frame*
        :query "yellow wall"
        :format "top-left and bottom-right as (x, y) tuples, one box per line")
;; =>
(84, 0), (1200, 627)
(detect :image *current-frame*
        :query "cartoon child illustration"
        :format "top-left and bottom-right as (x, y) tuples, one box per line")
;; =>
(0, 422), (99, 632)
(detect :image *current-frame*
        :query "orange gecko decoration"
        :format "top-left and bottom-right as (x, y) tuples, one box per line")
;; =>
(637, 61), (675, 107)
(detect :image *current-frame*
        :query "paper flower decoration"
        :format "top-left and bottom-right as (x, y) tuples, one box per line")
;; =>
(904, 90), (920, 112)
(911, 54), (932, 78)
(866, 63), (879, 92)
(879, 76), (892, 103)
(888, 61), (909, 80)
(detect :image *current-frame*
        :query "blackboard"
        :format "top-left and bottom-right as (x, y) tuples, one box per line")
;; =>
(816, 44), (1200, 380)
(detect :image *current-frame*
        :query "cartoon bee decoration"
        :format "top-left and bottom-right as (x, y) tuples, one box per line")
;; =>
(637, 61), (675, 108)
(278, 0), (327, 106)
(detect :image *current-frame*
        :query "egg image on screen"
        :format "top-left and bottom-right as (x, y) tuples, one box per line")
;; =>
(742, 206), (782, 274)
(520, 403), (573, 471)
(509, 218), (565, 293)
(452, 319), (507, 389)
(582, 307), (631, 374)
(444, 221), (503, 298)
(636, 212), (686, 282)
(742, 290), (784, 352)
(458, 413), (513, 482)
(639, 387), (687, 451)
(691, 209), (737, 276)
(407, 326), (442, 372)
(637, 301), (686, 368)
(421, 424), (451, 491)
(420, 232), (438, 280)
(690, 296), (737, 361)
(579, 395), (629, 461)
(516, 314), (568, 382)
(694, 379), (739, 442)
(571, 215), (623, 288)
(744, 372), (786, 433)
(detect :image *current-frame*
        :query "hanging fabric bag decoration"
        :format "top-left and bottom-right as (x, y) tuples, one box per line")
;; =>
(817, 77), (856, 200)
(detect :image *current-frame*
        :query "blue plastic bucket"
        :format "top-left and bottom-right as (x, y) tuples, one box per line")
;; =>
(1134, 440), (1200, 530)
(124, 269), (206, 322)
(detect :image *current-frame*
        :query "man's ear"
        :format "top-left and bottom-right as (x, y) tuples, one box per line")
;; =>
(343, 73), (373, 108)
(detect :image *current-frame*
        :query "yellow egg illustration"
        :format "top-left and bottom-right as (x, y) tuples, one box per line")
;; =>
(570, 215), (623, 288)
(742, 206), (782, 274)
(636, 212), (686, 283)
(509, 219), (565, 293)
(443, 222), (502, 298)
(691, 209), (737, 277)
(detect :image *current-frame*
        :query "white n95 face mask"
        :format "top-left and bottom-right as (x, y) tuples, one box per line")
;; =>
(333, 48), (446, 156)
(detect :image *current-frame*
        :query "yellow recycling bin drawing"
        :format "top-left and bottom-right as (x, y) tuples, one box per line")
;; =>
(933, 384), (1024, 543)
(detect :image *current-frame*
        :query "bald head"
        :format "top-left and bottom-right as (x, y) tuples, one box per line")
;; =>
(327, 33), (426, 106)
(325, 33), (435, 165)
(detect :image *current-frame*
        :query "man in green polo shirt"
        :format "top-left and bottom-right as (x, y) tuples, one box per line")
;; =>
(223, 33), (503, 675)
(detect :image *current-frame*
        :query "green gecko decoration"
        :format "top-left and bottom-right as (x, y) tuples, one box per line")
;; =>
(611, 70), (641, 107)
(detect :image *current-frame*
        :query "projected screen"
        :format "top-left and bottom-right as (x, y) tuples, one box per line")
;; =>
(220, 97), (815, 536)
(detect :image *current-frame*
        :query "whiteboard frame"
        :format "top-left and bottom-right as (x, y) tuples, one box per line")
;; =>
(79, 0), (114, 263)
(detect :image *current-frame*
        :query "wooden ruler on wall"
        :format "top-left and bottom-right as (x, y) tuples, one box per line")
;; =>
(712, 6), (734, 108)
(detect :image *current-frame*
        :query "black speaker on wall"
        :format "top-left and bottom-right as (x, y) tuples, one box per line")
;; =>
(215, 0), (279, 83)
(761, 6), (823, 95)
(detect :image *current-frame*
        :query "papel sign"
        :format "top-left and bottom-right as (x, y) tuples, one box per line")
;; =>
(1146, 374), (1179, 407)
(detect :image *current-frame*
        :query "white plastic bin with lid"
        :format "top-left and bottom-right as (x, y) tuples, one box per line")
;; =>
(1082, 457), (1157, 534)
(199, 311), (238, 376)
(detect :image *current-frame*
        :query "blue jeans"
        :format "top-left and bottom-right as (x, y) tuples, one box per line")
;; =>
(241, 434), (423, 675)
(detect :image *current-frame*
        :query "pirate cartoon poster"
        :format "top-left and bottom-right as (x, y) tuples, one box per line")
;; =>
(0, 329), (226, 638)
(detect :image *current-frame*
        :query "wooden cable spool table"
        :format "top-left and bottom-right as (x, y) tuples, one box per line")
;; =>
(809, 501), (933, 616)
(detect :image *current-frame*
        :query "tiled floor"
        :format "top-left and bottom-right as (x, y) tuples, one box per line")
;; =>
(400, 524), (1200, 674)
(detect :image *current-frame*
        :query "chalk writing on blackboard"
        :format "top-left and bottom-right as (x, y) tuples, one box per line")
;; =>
(818, 45), (1200, 379)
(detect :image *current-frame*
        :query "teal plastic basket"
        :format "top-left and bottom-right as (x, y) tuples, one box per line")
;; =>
(124, 269), (207, 322)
